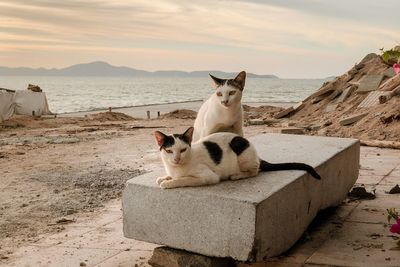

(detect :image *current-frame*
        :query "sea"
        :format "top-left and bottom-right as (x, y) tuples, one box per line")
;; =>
(0, 76), (328, 114)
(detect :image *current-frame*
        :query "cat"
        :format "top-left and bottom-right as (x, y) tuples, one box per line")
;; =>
(154, 127), (321, 189)
(192, 71), (246, 142)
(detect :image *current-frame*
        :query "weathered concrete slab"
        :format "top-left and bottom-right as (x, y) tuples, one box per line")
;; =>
(356, 74), (384, 93)
(358, 91), (386, 108)
(280, 127), (304, 135)
(340, 112), (368, 126)
(123, 134), (360, 262)
(336, 86), (356, 103)
(274, 107), (294, 119)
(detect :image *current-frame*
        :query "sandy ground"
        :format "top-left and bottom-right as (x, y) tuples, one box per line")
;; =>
(0, 109), (273, 261)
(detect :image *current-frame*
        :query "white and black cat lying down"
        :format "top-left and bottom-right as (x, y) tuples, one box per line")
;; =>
(154, 127), (320, 189)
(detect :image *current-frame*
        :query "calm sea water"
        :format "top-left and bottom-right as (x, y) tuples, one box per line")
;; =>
(0, 76), (327, 114)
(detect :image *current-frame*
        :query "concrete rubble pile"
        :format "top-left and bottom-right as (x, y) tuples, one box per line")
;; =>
(248, 46), (400, 148)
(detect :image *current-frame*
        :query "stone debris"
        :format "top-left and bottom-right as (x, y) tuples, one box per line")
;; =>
(273, 106), (294, 119)
(27, 84), (42, 92)
(379, 85), (400, 104)
(280, 127), (304, 135)
(325, 104), (338, 113)
(358, 91), (387, 108)
(242, 48), (400, 145)
(383, 67), (396, 78)
(247, 118), (268, 125)
(340, 113), (368, 126)
(379, 73), (400, 91)
(336, 86), (356, 103)
(356, 74), (384, 94)
(387, 184), (400, 194)
(348, 186), (376, 200)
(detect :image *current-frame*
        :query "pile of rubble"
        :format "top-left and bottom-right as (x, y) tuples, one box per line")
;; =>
(27, 84), (42, 92)
(248, 48), (400, 148)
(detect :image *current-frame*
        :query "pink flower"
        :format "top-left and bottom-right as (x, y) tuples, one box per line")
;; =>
(390, 218), (400, 234)
(393, 63), (400, 75)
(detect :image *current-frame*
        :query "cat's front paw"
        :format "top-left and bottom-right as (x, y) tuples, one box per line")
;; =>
(159, 180), (178, 189)
(156, 176), (172, 185)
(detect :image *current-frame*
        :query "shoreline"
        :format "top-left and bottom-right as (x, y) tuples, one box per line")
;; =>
(59, 101), (295, 119)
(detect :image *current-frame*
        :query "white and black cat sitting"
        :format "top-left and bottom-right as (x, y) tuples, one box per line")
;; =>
(154, 127), (320, 189)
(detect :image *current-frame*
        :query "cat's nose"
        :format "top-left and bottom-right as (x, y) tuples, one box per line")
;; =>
(221, 100), (228, 105)
(174, 158), (180, 163)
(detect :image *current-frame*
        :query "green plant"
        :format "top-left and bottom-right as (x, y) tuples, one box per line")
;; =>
(380, 47), (400, 65)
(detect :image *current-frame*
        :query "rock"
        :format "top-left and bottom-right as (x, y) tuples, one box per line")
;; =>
(348, 186), (375, 200)
(247, 119), (267, 125)
(311, 94), (329, 104)
(359, 53), (379, 64)
(355, 63), (365, 70)
(339, 113), (369, 126)
(356, 74), (384, 94)
(27, 84), (42, 92)
(387, 184), (400, 194)
(358, 91), (387, 108)
(383, 67), (396, 78)
(123, 134), (360, 261)
(379, 74), (400, 91)
(281, 121), (296, 127)
(311, 82), (335, 98)
(336, 86), (356, 103)
(310, 124), (322, 131)
(379, 85), (400, 104)
(324, 104), (338, 113)
(280, 127), (304, 135)
(293, 101), (305, 111)
(327, 90), (342, 100)
(148, 247), (235, 267)
(273, 107), (294, 119)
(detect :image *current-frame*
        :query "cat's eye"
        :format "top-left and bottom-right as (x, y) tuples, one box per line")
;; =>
(165, 149), (173, 153)
(180, 148), (187, 153)
(229, 91), (236, 95)
(216, 92), (222, 96)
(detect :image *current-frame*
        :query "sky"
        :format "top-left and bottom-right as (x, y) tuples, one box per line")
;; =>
(0, 0), (399, 78)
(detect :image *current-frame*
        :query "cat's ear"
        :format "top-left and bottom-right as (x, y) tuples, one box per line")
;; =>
(154, 131), (167, 147)
(182, 127), (194, 144)
(209, 74), (225, 89)
(233, 71), (246, 90)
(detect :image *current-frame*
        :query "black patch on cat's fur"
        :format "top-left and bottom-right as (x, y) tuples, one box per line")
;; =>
(209, 74), (226, 87)
(229, 136), (250, 156)
(226, 79), (243, 90)
(173, 134), (191, 146)
(203, 141), (222, 165)
(160, 135), (175, 150)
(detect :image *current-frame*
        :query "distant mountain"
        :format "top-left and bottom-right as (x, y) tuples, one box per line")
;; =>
(0, 61), (278, 78)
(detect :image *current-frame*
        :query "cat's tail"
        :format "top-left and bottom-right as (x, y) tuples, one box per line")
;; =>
(259, 159), (321, 180)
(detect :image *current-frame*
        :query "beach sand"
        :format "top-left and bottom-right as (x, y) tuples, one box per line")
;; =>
(0, 102), (289, 261)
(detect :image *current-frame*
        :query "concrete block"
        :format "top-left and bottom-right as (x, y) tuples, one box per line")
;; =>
(339, 112), (368, 126)
(273, 107), (294, 119)
(280, 127), (304, 135)
(383, 67), (395, 78)
(356, 74), (384, 93)
(336, 86), (355, 103)
(293, 101), (305, 111)
(123, 134), (360, 261)
(324, 103), (338, 113)
(357, 91), (387, 108)
(247, 119), (267, 125)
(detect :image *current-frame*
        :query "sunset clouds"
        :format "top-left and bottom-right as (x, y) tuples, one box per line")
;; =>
(1, 0), (399, 78)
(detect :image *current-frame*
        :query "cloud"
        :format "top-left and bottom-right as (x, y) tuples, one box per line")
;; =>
(0, 0), (399, 77)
